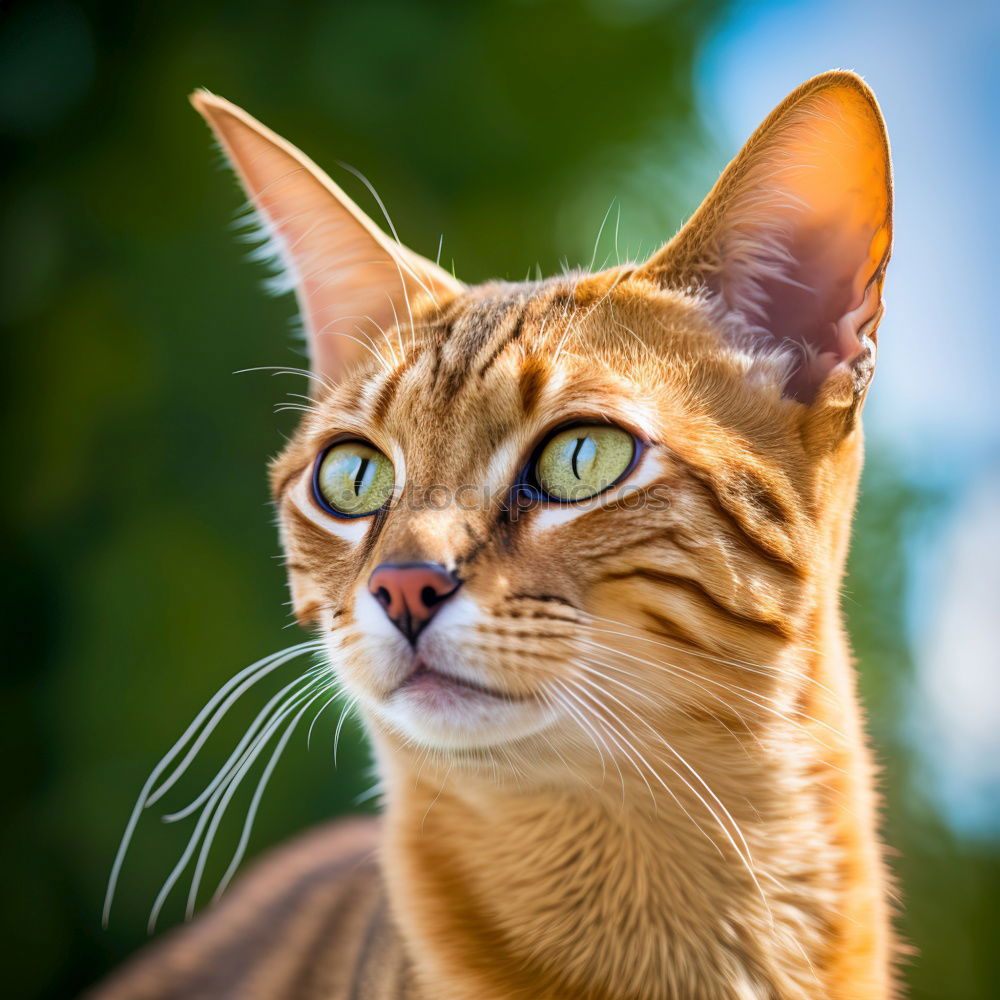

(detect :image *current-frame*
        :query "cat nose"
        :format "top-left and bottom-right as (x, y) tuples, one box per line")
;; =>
(368, 562), (462, 645)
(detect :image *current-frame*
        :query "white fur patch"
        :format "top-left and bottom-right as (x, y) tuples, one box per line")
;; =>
(289, 471), (370, 544)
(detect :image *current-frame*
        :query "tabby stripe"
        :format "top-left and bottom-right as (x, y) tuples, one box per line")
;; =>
(286, 861), (377, 997)
(339, 378), (368, 416)
(503, 610), (578, 624)
(518, 355), (549, 415)
(348, 895), (388, 1000)
(162, 851), (371, 1000)
(454, 522), (489, 569)
(476, 303), (529, 377)
(437, 298), (508, 397)
(227, 848), (374, 958)
(507, 592), (580, 611)
(597, 527), (694, 562)
(438, 355), (470, 400)
(604, 568), (791, 641)
(476, 630), (574, 644)
(736, 471), (794, 528)
(370, 361), (409, 424)
(640, 606), (729, 657)
(430, 340), (444, 389)
(680, 466), (802, 577)
(388, 950), (411, 999)
(357, 504), (391, 565)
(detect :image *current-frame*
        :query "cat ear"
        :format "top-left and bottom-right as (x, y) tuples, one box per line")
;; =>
(637, 71), (892, 403)
(190, 91), (463, 383)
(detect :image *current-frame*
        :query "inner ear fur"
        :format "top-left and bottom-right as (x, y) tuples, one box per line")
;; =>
(638, 71), (892, 404)
(190, 90), (464, 387)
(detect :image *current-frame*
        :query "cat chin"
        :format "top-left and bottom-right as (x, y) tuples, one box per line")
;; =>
(371, 680), (557, 751)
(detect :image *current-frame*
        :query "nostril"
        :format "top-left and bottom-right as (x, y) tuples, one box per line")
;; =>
(367, 562), (462, 642)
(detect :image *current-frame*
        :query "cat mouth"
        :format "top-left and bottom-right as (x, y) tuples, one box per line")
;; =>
(393, 661), (526, 702)
(379, 657), (551, 747)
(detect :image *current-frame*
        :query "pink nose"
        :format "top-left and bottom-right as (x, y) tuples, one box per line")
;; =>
(368, 562), (462, 644)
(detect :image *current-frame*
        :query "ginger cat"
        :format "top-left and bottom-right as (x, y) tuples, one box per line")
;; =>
(90, 71), (896, 1000)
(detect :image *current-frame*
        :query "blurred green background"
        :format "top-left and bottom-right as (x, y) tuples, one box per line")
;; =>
(1, 1), (996, 998)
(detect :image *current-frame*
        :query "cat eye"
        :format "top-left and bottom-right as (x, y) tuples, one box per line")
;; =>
(313, 440), (395, 517)
(533, 424), (636, 502)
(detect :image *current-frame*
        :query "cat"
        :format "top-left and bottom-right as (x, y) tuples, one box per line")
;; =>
(88, 70), (896, 1000)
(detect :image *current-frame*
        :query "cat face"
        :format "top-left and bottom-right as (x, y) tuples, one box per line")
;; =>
(194, 71), (891, 774)
(269, 275), (801, 755)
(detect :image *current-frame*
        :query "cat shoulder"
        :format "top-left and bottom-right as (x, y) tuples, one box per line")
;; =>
(84, 816), (414, 1000)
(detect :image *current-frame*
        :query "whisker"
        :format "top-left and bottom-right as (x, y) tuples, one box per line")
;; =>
(384, 294), (408, 369)
(613, 203), (622, 267)
(553, 680), (654, 811)
(332, 696), (359, 766)
(157, 663), (329, 821)
(547, 686), (624, 804)
(552, 267), (629, 363)
(583, 613), (836, 698)
(210, 683), (336, 905)
(274, 403), (320, 415)
(315, 323), (392, 374)
(147, 678), (329, 931)
(420, 760), (453, 832)
(589, 198), (616, 273)
(101, 639), (322, 927)
(312, 312), (399, 369)
(575, 657), (662, 708)
(354, 780), (384, 806)
(234, 366), (337, 397)
(495, 743), (526, 790)
(574, 633), (845, 749)
(576, 647), (762, 747)
(306, 689), (343, 750)
(533, 691), (605, 793)
(330, 166), (422, 355)
(336, 161), (446, 311)
(578, 633), (847, 765)
(568, 674), (771, 920)
(562, 678), (706, 839)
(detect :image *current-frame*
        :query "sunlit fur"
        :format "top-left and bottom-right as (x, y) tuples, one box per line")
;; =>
(93, 71), (896, 1000)
(271, 254), (894, 996)
(273, 73), (895, 1000)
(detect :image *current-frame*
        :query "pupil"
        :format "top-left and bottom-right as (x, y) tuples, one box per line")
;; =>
(570, 435), (596, 480)
(571, 437), (585, 479)
(353, 457), (370, 496)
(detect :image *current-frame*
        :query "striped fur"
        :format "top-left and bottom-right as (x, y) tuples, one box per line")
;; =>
(86, 820), (416, 1000)
(90, 72), (896, 999)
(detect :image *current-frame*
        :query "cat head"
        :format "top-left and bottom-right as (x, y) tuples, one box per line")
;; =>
(193, 72), (891, 778)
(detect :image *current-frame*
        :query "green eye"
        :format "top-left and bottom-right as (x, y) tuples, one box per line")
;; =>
(315, 441), (395, 517)
(535, 424), (636, 502)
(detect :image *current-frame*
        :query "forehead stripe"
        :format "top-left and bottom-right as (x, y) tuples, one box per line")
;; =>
(370, 360), (409, 424)
(518, 356), (549, 415)
(476, 302), (530, 378)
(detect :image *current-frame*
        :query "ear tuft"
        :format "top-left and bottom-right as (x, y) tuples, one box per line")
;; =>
(639, 71), (892, 403)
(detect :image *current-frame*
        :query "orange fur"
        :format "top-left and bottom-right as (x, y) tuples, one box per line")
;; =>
(273, 273), (897, 998)
(92, 71), (898, 1000)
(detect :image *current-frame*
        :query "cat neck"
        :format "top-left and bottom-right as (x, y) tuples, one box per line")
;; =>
(374, 621), (891, 1000)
